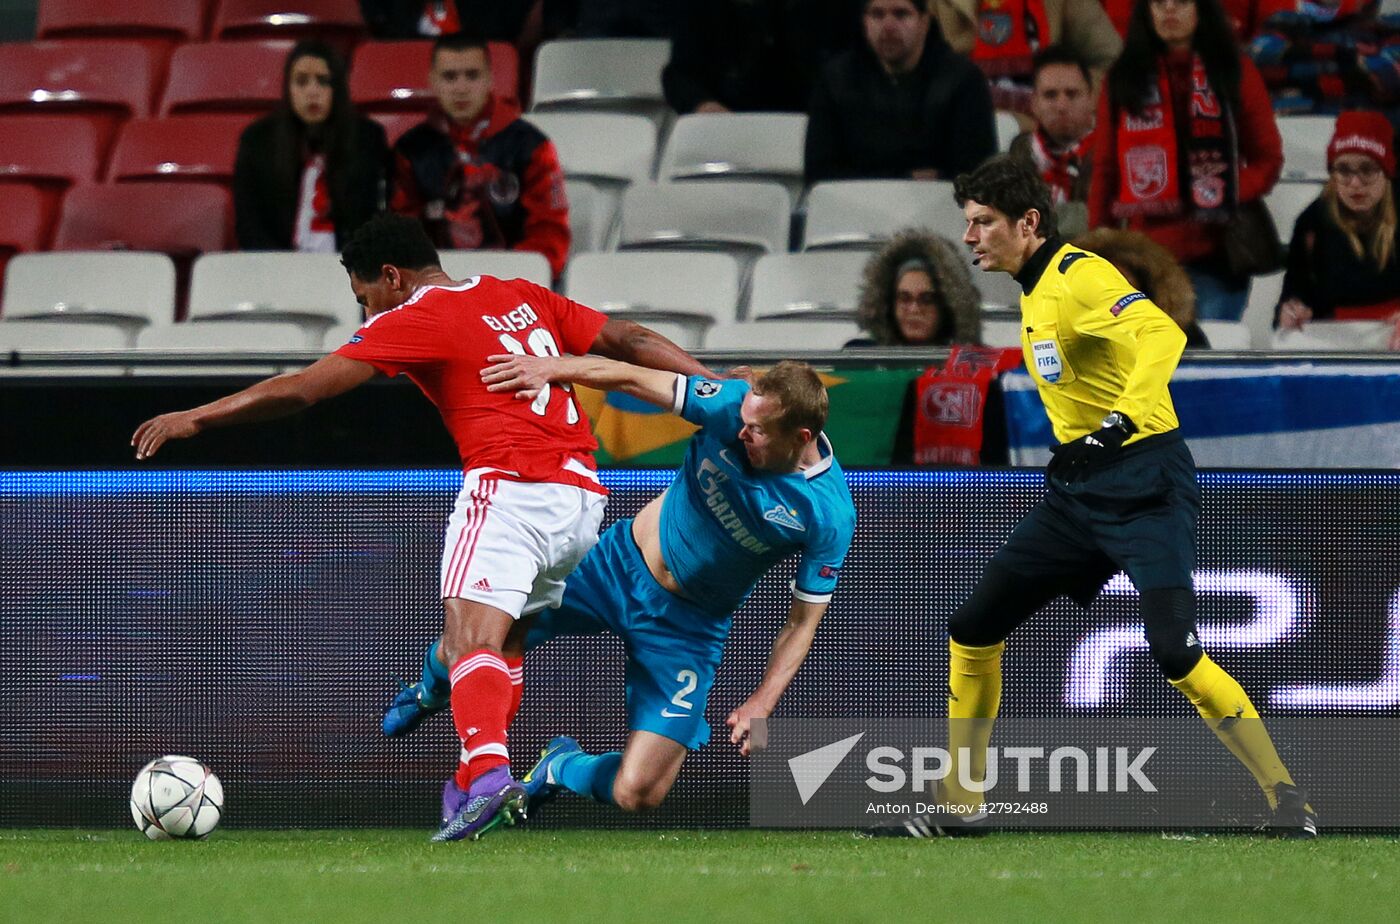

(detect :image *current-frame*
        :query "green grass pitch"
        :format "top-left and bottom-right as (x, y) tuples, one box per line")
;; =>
(3, 829), (1400, 923)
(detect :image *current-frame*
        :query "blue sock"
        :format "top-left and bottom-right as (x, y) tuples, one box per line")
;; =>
(419, 640), (451, 707)
(553, 750), (622, 805)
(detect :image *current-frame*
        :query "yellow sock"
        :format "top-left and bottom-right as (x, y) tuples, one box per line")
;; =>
(1170, 654), (1294, 809)
(946, 639), (1004, 805)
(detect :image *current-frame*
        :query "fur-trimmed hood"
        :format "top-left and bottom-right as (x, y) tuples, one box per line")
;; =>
(1071, 228), (1197, 332)
(856, 228), (983, 345)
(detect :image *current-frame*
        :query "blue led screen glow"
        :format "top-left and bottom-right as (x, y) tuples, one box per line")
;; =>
(2, 470), (1398, 828)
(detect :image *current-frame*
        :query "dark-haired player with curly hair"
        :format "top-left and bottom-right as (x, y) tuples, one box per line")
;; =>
(131, 213), (710, 842)
(878, 155), (1315, 839)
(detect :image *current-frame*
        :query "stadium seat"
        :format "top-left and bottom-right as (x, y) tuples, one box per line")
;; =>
(188, 252), (358, 347)
(213, 0), (366, 50)
(1242, 269), (1285, 349)
(702, 318), (861, 351)
(564, 179), (607, 254)
(0, 185), (52, 302)
(996, 111), (1022, 152)
(658, 113), (807, 203)
(0, 41), (158, 149)
(37, 0), (205, 43)
(981, 318), (1023, 347)
(134, 319), (308, 375)
(565, 251), (741, 348)
(803, 180), (962, 251)
(0, 319), (130, 376)
(0, 115), (101, 186)
(746, 252), (868, 321)
(161, 41), (293, 116)
(524, 112), (656, 248)
(1, 251), (178, 344)
(107, 115), (251, 184)
(617, 181), (790, 258)
(1199, 320), (1252, 350)
(53, 182), (232, 256)
(1264, 182), (1322, 242)
(1272, 320), (1394, 351)
(438, 250), (552, 286)
(367, 111), (420, 145)
(1278, 115), (1335, 182)
(350, 40), (520, 112)
(530, 39), (670, 126)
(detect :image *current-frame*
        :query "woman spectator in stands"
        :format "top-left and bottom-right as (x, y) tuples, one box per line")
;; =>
(1074, 227), (1210, 347)
(1276, 111), (1400, 351)
(1089, 0), (1282, 321)
(850, 228), (982, 346)
(234, 42), (390, 252)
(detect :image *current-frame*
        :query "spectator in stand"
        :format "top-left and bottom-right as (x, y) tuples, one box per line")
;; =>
(234, 41), (390, 252)
(359, 0), (536, 40)
(1103, 0), (1271, 38)
(1089, 0), (1283, 321)
(1276, 111), (1400, 350)
(662, 0), (859, 114)
(1074, 227), (1210, 347)
(851, 228), (984, 345)
(1248, 2), (1400, 117)
(392, 31), (570, 278)
(931, 0), (1121, 112)
(806, 0), (997, 183)
(1008, 45), (1096, 237)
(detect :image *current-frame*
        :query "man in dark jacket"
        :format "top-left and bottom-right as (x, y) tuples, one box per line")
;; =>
(391, 31), (570, 277)
(805, 0), (996, 184)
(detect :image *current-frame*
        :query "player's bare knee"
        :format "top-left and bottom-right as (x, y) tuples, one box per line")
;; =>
(611, 773), (670, 812)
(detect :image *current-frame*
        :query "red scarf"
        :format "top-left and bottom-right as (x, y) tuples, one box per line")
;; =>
(912, 346), (1023, 466)
(1112, 53), (1237, 222)
(971, 0), (1050, 77)
(1029, 129), (1091, 205)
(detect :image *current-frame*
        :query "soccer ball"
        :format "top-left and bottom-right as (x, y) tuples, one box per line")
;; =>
(129, 755), (224, 840)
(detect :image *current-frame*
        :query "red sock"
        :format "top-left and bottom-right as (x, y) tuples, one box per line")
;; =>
(449, 649), (512, 788)
(506, 655), (524, 727)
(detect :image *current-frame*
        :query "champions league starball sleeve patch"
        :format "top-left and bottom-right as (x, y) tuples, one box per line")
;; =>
(1110, 292), (1148, 317)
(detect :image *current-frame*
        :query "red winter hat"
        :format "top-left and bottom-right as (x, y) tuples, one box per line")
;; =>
(1327, 111), (1396, 178)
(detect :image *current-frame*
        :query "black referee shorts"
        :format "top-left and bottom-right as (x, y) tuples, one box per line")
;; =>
(991, 431), (1201, 604)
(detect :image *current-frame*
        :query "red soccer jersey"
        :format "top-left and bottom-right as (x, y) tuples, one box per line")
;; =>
(335, 276), (608, 493)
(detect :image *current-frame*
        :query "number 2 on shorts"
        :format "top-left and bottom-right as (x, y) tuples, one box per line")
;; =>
(671, 669), (698, 710)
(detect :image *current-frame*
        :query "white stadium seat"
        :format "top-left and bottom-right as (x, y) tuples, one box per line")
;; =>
(134, 320), (307, 375)
(1273, 320), (1395, 351)
(1199, 320), (1252, 350)
(530, 39), (671, 127)
(439, 251), (552, 286)
(618, 181), (790, 258)
(563, 178), (609, 254)
(981, 319), (1023, 348)
(996, 111), (1022, 152)
(1278, 115), (1335, 182)
(565, 251), (741, 348)
(1, 252), (176, 345)
(1265, 182), (1322, 242)
(1242, 270), (1286, 349)
(524, 111), (656, 183)
(746, 251), (868, 321)
(803, 180), (963, 251)
(703, 318), (862, 351)
(188, 253), (357, 349)
(659, 113), (807, 203)
(0, 319), (129, 375)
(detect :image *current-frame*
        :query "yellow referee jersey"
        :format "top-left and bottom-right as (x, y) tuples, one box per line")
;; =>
(1015, 241), (1185, 445)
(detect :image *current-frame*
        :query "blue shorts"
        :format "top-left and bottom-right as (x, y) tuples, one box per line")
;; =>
(525, 519), (731, 750)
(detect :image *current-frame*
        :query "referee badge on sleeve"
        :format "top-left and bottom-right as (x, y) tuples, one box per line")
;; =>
(1031, 338), (1064, 384)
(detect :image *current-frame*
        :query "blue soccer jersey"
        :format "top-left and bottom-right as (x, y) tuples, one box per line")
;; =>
(657, 374), (857, 618)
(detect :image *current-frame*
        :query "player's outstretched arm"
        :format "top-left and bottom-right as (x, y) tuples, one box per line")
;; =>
(589, 317), (716, 379)
(726, 599), (829, 757)
(482, 353), (682, 411)
(131, 354), (376, 459)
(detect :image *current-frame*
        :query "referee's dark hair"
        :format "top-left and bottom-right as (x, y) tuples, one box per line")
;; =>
(954, 154), (1058, 241)
(340, 214), (441, 280)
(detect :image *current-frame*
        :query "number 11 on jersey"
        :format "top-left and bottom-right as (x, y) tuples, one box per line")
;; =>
(497, 330), (580, 424)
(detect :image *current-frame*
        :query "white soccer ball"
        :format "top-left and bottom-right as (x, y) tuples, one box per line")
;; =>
(129, 755), (224, 840)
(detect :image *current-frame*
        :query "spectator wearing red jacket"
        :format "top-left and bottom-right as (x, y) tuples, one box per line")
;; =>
(1089, 0), (1282, 321)
(392, 31), (570, 277)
